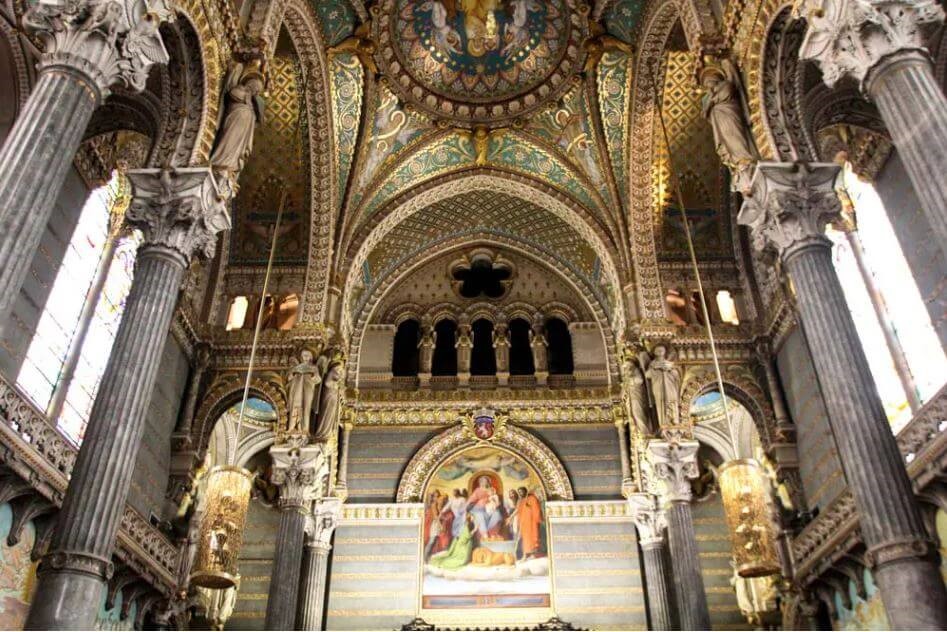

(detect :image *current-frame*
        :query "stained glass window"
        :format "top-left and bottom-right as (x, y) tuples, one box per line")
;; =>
(16, 173), (139, 444)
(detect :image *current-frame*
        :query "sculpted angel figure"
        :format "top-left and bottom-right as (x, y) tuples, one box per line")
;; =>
(418, 327), (436, 373)
(210, 59), (266, 179)
(621, 351), (651, 436)
(313, 362), (344, 442)
(645, 344), (681, 428)
(700, 57), (759, 193)
(286, 349), (321, 433)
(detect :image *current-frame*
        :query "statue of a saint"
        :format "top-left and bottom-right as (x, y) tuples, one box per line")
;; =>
(493, 327), (510, 372)
(210, 60), (266, 179)
(530, 328), (548, 372)
(313, 362), (344, 442)
(456, 327), (473, 373)
(418, 328), (436, 374)
(621, 353), (651, 436)
(700, 57), (759, 194)
(286, 349), (321, 433)
(645, 344), (681, 428)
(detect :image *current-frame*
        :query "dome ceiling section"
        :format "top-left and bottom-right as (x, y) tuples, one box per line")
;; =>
(373, 0), (590, 127)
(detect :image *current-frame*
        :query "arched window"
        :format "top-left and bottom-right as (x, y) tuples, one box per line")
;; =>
(431, 319), (457, 376)
(546, 318), (573, 375)
(392, 319), (421, 376)
(508, 318), (535, 375)
(16, 173), (140, 444)
(830, 162), (947, 431)
(470, 319), (496, 375)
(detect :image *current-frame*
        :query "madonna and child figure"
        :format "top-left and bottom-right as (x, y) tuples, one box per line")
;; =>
(420, 447), (551, 610)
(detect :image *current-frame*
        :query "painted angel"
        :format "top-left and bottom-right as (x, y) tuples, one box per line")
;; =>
(423, 0), (461, 54)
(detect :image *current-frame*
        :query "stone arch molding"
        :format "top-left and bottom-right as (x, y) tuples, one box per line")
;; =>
(396, 424), (574, 503)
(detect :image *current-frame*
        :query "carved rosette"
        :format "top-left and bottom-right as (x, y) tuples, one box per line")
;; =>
(270, 445), (329, 511)
(646, 440), (700, 505)
(799, 0), (945, 89)
(738, 162), (842, 260)
(125, 168), (232, 262)
(627, 493), (667, 546)
(24, 0), (176, 100)
(307, 497), (342, 552)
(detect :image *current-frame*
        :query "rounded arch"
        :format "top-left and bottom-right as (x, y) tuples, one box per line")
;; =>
(0, 18), (30, 140)
(347, 235), (620, 385)
(396, 424), (574, 502)
(679, 368), (775, 452)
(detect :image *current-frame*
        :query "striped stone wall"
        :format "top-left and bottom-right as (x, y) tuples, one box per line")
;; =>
(325, 505), (421, 630)
(777, 328), (845, 511)
(346, 427), (437, 502)
(691, 494), (751, 630)
(527, 424), (623, 499)
(547, 502), (647, 630)
(228, 499), (281, 630)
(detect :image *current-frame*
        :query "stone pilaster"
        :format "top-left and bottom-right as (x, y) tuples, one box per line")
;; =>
(628, 493), (675, 630)
(800, 0), (947, 255)
(0, 0), (174, 329)
(265, 445), (329, 631)
(647, 440), (710, 630)
(335, 421), (354, 497)
(739, 161), (947, 629)
(24, 168), (228, 630)
(297, 498), (341, 630)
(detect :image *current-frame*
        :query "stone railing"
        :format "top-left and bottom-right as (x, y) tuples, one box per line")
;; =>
(792, 383), (947, 584)
(0, 375), (180, 594)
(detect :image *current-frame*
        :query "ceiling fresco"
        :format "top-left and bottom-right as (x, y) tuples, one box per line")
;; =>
(373, 0), (589, 126)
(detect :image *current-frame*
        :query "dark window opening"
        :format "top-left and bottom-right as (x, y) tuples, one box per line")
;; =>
(509, 318), (535, 375)
(546, 318), (573, 375)
(392, 319), (421, 376)
(470, 319), (496, 375)
(452, 258), (511, 299)
(432, 319), (458, 376)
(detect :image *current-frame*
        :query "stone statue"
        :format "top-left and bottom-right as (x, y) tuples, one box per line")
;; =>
(621, 352), (651, 436)
(456, 327), (473, 373)
(418, 327), (435, 374)
(493, 327), (510, 372)
(313, 362), (344, 441)
(286, 349), (321, 433)
(700, 57), (759, 194)
(530, 328), (548, 372)
(645, 344), (681, 428)
(210, 60), (266, 179)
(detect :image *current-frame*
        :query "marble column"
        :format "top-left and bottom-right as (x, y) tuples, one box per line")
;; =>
(739, 162), (947, 629)
(647, 440), (710, 630)
(266, 445), (328, 631)
(23, 168), (227, 630)
(628, 493), (675, 630)
(297, 498), (341, 630)
(801, 0), (947, 256)
(0, 0), (174, 329)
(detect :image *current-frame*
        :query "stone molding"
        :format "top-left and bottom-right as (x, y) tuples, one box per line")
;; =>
(341, 503), (425, 523)
(738, 161), (841, 258)
(800, 0), (945, 89)
(645, 440), (700, 505)
(125, 167), (231, 262)
(626, 493), (667, 546)
(24, 0), (175, 100)
(544, 499), (631, 521)
(270, 445), (330, 509)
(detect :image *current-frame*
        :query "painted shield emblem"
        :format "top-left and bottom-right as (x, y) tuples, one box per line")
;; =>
(473, 414), (495, 440)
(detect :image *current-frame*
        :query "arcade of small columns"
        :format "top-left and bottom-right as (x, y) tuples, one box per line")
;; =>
(0, 0), (946, 629)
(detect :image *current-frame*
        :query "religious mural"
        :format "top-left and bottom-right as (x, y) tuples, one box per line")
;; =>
(421, 446), (551, 610)
(0, 504), (36, 630)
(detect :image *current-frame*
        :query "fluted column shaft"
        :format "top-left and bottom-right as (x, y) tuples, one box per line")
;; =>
(297, 543), (331, 630)
(25, 247), (187, 629)
(641, 541), (675, 630)
(615, 420), (632, 481)
(0, 71), (98, 329)
(665, 502), (710, 630)
(336, 422), (353, 492)
(265, 506), (308, 629)
(867, 55), (947, 256)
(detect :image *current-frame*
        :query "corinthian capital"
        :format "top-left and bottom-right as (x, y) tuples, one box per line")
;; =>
(270, 445), (329, 510)
(307, 497), (342, 551)
(627, 493), (667, 546)
(800, 0), (945, 88)
(737, 162), (841, 259)
(647, 440), (700, 505)
(125, 167), (231, 262)
(24, 0), (176, 99)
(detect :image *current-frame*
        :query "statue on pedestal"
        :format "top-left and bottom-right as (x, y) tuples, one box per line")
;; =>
(210, 59), (266, 181)
(645, 344), (681, 429)
(286, 349), (322, 434)
(312, 362), (344, 442)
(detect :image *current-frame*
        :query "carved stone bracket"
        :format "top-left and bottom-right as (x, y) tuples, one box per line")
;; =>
(270, 445), (329, 510)
(646, 440), (700, 505)
(799, 0), (945, 90)
(308, 497), (342, 552)
(627, 492), (668, 546)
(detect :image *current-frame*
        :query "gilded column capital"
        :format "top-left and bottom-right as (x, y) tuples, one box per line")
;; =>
(738, 162), (842, 260)
(799, 0), (944, 90)
(270, 445), (329, 511)
(627, 493), (667, 547)
(307, 497), (342, 552)
(646, 440), (700, 506)
(125, 168), (232, 263)
(23, 0), (176, 101)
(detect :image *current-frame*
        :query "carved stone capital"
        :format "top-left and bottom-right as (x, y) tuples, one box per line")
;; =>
(270, 445), (329, 510)
(738, 162), (842, 260)
(23, 0), (176, 100)
(627, 493), (667, 546)
(125, 168), (232, 262)
(38, 550), (114, 580)
(307, 497), (342, 552)
(646, 440), (700, 505)
(800, 0), (944, 89)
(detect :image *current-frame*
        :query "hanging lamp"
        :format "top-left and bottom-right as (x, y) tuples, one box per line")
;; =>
(651, 61), (780, 578)
(190, 190), (287, 589)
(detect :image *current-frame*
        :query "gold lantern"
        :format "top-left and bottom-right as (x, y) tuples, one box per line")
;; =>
(718, 458), (781, 578)
(190, 465), (254, 589)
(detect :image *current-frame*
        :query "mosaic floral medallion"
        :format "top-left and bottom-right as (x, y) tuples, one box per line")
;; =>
(375, 0), (588, 126)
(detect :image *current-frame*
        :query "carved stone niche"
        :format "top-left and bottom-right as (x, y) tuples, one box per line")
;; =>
(448, 249), (515, 301)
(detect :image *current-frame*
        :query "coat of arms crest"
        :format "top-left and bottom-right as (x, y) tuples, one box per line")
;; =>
(462, 407), (507, 442)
